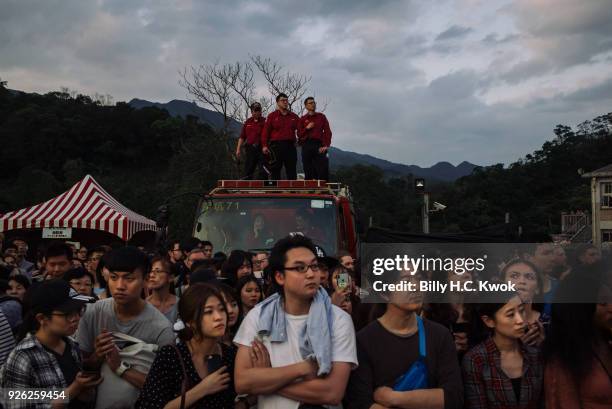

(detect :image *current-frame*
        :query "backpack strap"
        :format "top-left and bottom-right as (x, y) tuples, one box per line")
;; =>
(417, 316), (426, 358)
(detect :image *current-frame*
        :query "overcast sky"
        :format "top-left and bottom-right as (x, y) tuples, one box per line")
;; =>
(2, 0), (612, 167)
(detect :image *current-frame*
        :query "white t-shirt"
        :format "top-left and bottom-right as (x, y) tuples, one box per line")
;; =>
(234, 303), (358, 409)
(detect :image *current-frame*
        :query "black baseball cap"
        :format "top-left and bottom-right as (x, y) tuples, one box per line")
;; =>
(314, 245), (339, 271)
(30, 279), (89, 315)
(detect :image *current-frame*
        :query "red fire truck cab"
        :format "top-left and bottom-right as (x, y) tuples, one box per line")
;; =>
(193, 180), (358, 258)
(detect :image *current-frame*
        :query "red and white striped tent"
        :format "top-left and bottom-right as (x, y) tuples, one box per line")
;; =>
(0, 175), (158, 241)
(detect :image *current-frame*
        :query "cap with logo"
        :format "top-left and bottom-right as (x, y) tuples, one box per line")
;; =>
(313, 245), (339, 271)
(30, 279), (91, 315)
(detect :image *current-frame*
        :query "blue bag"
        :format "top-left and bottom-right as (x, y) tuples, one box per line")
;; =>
(393, 316), (429, 391)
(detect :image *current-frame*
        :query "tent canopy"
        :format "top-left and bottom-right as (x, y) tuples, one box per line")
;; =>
(0, 175), (158, 241)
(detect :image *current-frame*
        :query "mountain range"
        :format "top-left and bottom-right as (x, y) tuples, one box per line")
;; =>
(129, 98), (479, 181)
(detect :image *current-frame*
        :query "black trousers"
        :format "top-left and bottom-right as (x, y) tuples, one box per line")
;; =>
(301, 139), (329, 180)
(243, 144), (265, 180)
(269, 140), (297, 180)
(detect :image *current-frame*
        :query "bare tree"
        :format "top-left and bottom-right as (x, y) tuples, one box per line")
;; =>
(250, 55), (311, 112)
(179, 63), (242, 136)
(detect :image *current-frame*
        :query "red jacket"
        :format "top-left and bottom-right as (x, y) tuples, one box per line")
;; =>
(261, 110), (299, 148)
(239, 116), (266, 145)
(298, 112), (332, 147)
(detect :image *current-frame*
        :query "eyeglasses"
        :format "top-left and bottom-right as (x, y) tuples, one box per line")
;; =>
(52, 306), (86, 319)
(284, 263), (320, 273)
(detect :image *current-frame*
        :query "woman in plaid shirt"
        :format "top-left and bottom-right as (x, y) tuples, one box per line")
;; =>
(462, 290), (543, 409)
(0, 280), (102, 409)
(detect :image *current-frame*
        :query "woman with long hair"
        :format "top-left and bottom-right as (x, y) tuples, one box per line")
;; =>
(235, 275), (263, 322)
(544, 267), (612, 408)
(221, 250), (253, 287)
(462, 290), (543, 409)
(215, 283), (240, 346)
(7, 274), (30, 301)
(135, 283), (237, 409)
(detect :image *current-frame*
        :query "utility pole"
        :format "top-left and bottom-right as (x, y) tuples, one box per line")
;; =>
(422, 192), (430, 234)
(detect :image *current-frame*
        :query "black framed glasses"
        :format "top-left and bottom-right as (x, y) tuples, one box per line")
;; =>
(283, 263), (320, 273)
(52, 306), (86, 319)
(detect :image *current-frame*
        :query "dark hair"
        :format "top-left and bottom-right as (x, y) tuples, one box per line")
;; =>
(176, 283), (227, 342)
(304, 96), (315, 105)
(9, 236), (27, 245)
(268, 235), (318, 295)
(236, 275), (263, 304)
(0, 279), (9, 293)
(44, 241), (72, 261)
(470, 288), (522, 345)
(104, 246), (150, 278)
(181, 237), (201, 254)
(216, 283), (240, 333)
(8, 274), (30, 290)
(543, 271), (604, 383)
(62, 267), (95, 284)
(201, 241), (213, 249)
(167, 240), (181, 252)
(87, 246), (106, 258)
(573, 244), (599, 265)
(276, 93), (288, 102)
(221, 250), (253, 284)
(3, 243), (18, 253)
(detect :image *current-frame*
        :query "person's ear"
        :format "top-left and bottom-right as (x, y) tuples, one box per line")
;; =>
(274, 270), (285, 287)
(35, 312), (48, 326)
(481, 315), (496, 329)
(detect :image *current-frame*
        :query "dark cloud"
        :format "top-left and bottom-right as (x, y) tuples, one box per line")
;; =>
(0, 0), (610, 166)
(435, 25), (473, 41)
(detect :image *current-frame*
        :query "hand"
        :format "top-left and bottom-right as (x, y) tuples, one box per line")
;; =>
(94, 330), (115, 361)
(521, 321), (545, 346)
(331, 288), (351, 308)
(69, 372), (104, 396)
(453, 332), (469, 352)
(299, 358), (319, 380)
(194, 366), (230, 397)
(250, 340), (271, 368)
(235, 149), (241, 159)
(306, 122), (315, 130)
(105, 345), (121, 372)
(374, 386), (398, 407)
(262, 147), (270, 155)
(318, 146), (328, 154)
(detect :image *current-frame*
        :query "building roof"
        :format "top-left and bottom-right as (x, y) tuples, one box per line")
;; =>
(582, 164), (612, 178)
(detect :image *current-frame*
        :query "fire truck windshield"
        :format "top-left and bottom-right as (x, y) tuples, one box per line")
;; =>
(193, 197), (337, 255)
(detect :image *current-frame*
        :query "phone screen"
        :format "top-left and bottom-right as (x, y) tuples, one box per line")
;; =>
(337, 273), (350, 290)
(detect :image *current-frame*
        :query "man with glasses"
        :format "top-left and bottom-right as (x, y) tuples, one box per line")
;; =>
(262, 93), (300, 180)
(298, 97), (332, 180)
(234, 235), (357, 408)
(237, 101), (267, 179)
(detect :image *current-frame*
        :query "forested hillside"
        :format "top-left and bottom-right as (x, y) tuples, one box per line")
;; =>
(0, 83), (238, 239)
(1, 80), (610, 239)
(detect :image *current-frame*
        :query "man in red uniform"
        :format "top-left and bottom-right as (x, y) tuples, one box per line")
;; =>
(262, 93), (300, 180)
(298, 97), (332, 180)
(236, 102), (266, 179)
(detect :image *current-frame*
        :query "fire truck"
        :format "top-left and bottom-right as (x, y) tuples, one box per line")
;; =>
(192, 180), (358, 257)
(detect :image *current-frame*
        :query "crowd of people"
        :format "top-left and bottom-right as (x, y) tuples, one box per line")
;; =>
(0, 231), (611, 409)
